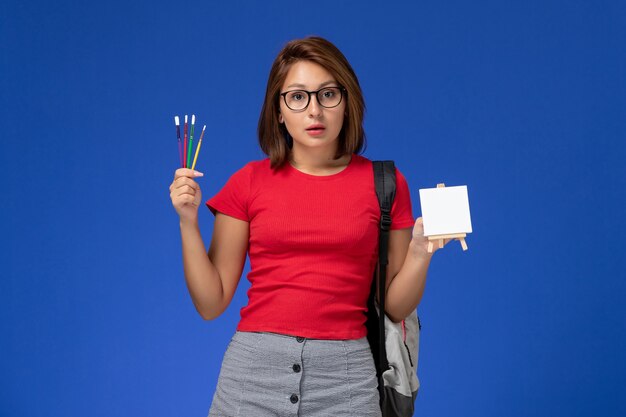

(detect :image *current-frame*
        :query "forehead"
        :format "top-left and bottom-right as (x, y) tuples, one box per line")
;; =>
(282, 60), (336, 90)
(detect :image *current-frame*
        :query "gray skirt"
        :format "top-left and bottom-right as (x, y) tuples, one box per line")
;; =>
(208, 331), (381, 417)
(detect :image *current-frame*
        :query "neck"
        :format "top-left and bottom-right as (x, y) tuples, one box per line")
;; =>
(289, 145), (351, 175)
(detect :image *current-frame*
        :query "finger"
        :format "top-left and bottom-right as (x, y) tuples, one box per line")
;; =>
(173, 194), (197, 206)
(177, 194), (196, 206)
(172, 187), (198, 202)
(173, 184), (196, 196)
(183, 184), (197, 195)
(173, 177), (200, 190)
(174, 168), (204, 180)
(172, 177), (196, 188)
(413, 217), (425, 237)
(413, 230), (425, 238)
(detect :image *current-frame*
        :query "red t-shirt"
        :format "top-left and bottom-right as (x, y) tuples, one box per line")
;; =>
(206, 154), (414, 339)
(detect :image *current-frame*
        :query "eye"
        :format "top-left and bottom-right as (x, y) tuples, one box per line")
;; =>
(321, 88), (336, 98)
(289, 91), (306, 101)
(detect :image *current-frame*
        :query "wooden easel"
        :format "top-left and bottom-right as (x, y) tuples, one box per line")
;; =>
(426, 183), (469, 253)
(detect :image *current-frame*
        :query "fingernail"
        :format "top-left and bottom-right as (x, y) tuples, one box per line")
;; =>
(193, 171), (204, 177)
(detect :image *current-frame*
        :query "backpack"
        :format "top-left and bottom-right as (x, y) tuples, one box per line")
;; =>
(366, 160), (421, 417)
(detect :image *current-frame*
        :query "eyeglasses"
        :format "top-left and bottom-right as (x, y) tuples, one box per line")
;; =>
(280, 86), (346, 111)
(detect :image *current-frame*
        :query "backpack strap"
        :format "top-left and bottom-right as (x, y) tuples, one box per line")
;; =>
(372, 160), (397, 402)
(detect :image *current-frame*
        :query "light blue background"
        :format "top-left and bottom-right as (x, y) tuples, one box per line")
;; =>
(1, 1), (625, 416)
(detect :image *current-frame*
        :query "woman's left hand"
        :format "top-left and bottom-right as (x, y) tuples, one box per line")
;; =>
(410, 217), (452, 257)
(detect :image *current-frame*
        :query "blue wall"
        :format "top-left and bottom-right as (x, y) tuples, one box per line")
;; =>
(1, 1), (624, 416)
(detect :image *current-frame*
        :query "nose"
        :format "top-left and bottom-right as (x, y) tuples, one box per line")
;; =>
(307, 94), (322, 117)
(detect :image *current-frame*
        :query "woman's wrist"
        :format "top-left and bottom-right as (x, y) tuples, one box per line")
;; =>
(179, 217), (199, 230)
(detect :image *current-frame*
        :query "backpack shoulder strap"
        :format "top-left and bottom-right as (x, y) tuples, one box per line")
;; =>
(372, 160), (397, 375)
(373, 160), (397, 232)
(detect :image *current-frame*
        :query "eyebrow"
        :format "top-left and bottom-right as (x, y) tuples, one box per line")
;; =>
(285, 80), (338, 89)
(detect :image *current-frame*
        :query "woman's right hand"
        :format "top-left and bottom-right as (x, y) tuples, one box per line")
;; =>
(169, 168), (204, 222)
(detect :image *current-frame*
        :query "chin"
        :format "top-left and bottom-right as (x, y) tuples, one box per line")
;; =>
(297, 137), (335, 148)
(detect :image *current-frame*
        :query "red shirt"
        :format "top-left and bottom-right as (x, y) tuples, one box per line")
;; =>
(206, 154), (414, 339)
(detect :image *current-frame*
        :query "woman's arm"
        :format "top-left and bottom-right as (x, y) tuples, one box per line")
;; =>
(180, 213), (248, 320)
(170, 168), (249, 320)
(379, 217), (447, 322)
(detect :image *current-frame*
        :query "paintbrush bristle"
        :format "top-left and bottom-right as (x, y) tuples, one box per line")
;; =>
(192, 114), (195, 124)
(202, 125), (206, 130)
(185, 115), (188, 123)
(175, 116), (179, 125)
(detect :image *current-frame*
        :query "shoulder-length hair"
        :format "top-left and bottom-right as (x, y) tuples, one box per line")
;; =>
(257, 36), (366, 169)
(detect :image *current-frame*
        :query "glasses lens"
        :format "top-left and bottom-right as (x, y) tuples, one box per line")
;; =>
(318, 87), (342, 108)
(284, 91), (309, 110)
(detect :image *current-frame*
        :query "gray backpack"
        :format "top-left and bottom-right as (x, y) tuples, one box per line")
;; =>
(366, 161), (421, 417)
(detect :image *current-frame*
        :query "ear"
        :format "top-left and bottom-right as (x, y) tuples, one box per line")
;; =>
(278, 113), (284, 123)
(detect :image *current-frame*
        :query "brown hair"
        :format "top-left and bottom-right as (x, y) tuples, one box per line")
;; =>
(257, 36), (366, 168)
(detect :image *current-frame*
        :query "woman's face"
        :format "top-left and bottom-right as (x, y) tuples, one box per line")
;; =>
(278, 60), (346, 154)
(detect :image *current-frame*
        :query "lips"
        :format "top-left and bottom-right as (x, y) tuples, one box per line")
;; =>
(306, 124), (325, 131)
(306, 125), (325, 137)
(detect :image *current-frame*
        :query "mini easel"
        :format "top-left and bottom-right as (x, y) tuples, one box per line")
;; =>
(427, 183), (469, 253)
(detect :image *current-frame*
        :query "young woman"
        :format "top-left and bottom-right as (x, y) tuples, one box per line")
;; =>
(169, 36), (449, 417)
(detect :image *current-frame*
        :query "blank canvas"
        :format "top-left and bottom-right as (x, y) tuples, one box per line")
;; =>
(418, 185), (473, 236)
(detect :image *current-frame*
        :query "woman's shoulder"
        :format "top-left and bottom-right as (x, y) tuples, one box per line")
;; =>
(219, 158), (270, 188)
(233, 158), (271, 174)
(350, 153), (373, 169)
(351, 153), (370, 163)
(353, 154), (407, 171)
(352, 154), (409, 183)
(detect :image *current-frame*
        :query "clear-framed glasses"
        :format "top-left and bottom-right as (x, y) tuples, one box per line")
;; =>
(280, 86), (346, 111)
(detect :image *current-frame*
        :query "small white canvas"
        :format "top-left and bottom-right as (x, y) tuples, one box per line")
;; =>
(418, 185), (473, 236)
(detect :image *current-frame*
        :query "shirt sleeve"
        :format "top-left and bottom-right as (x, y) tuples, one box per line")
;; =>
(205, 163), (252, 222)
(390, 167), (415, 230)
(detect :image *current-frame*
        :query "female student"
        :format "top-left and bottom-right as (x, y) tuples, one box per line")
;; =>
(169, 36), (449, 416)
